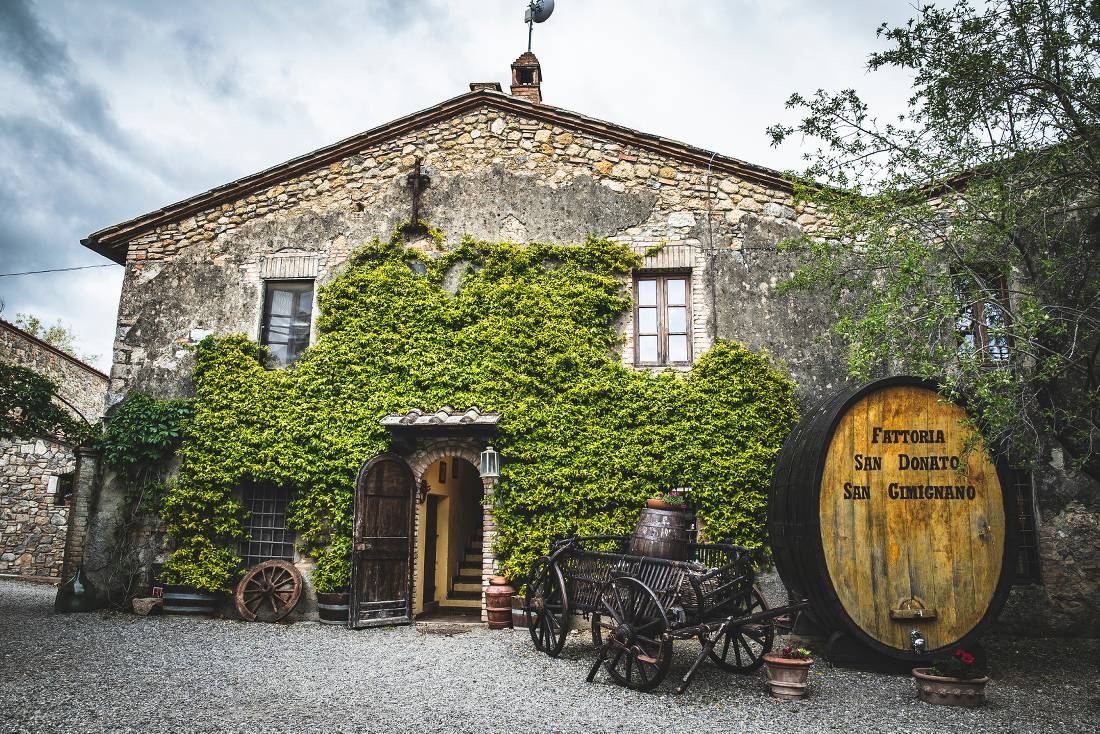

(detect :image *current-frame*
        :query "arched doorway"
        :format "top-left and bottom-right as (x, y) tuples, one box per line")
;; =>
(350, 454), (416, 628)
(415, 457), (484, 618)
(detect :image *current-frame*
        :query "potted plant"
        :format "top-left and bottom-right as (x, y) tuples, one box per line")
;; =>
(312, 536), (351, 625)
(158, 540), (240, 616)
(762, 644), (814, 700)
(646, 488), (690, 511)
(912, 647), (990, 708)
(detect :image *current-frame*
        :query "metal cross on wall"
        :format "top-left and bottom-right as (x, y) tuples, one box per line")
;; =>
(406, 158), (430, 235)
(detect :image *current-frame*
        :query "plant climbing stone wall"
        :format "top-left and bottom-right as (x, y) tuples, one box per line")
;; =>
(0, 320), (108, 578)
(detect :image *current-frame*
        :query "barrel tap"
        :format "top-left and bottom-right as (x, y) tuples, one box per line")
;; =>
(910, 628), (927, 654)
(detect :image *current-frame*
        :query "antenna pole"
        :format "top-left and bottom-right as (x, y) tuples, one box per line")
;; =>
(528, 17), (534, 52)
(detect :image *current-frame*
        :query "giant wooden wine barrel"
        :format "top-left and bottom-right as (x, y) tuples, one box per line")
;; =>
(769, 376), (1015, 661)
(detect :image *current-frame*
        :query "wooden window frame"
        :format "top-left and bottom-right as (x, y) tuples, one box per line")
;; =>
(260, 279), (315, 368)
(633, 272), (693, 367)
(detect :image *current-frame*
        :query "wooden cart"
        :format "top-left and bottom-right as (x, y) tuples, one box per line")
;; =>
(524, 535), (808, 693)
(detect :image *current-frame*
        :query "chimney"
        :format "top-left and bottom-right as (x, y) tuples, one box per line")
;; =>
(510, 52), (543, 104)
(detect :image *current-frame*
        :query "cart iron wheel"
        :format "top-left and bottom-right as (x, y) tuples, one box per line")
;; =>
(707, 586), (773, 672)
(592, 576), (672, 691)
(525, 557), (571, 657)
(234, 560), (303, 622)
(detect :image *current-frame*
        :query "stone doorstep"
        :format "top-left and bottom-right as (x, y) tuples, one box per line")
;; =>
(0, 573), (60, 586)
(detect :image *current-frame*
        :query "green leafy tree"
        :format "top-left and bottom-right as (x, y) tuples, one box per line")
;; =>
(14, 312), (99, 363)
(768, 0), (1100, 480)
(0, 363), (87, 442)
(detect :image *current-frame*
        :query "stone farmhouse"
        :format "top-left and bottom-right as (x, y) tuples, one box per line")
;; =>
(0, 319), (107, 580)
(74, 54), (1093, 634)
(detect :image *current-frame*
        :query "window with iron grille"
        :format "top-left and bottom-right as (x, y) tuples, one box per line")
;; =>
(1011, 470), (1042, 584)
(239, 483), (295, 568)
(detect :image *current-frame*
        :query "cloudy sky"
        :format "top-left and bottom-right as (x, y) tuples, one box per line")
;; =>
(0, 0), (918, 371)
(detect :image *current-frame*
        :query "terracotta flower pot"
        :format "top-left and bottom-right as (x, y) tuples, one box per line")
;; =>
(912, 667), (989, 708)
(763, 653), (813, 700)
(486, 576), (515, 630)
(646, 498), (686, 511)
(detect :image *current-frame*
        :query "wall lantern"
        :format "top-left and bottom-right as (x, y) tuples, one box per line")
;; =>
(479, 445), (500, 480)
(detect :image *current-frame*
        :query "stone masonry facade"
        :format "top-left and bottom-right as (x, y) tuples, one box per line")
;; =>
(103, 99), (841, 406)
(0, 320), (108, 578)
(87, 86), (844, 619)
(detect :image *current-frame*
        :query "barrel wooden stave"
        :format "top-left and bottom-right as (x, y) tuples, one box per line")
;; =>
(316, 592), (350, 625)
(768, 376), (1015, 661)
(161, 585), (219, 616)
(630, 508), (692, 560)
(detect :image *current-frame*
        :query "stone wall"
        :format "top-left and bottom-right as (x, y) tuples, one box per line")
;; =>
(105, 101), (840, 407)
(0, 438), (74, 577)
(0, 320), (108, 579)
(998, 458), (1100, 637)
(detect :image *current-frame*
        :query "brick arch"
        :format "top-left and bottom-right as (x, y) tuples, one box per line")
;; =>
(406, 439), (486, 488)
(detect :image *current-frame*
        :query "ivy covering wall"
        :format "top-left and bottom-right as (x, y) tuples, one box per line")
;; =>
(163, 232), (798, 588)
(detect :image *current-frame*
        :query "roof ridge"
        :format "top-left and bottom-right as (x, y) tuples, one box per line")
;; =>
(0, 318), (109, 381)
(83, 90), (795, 264)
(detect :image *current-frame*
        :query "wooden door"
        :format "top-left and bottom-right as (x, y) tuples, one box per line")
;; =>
(351, 454), (415, 628)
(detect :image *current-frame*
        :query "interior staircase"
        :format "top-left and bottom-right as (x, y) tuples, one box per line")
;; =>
(439, 525), (483, 610)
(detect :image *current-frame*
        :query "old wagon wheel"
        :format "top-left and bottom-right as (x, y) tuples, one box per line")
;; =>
(707, 585), (773, 672)
(235, 560), (303, 623)
(525, 557), (571, 657)
(595, 576), (672, 691)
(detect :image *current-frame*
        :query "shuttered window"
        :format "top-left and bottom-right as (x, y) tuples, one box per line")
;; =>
(634, 274), (692, 366)
(261, 280), (314, 367)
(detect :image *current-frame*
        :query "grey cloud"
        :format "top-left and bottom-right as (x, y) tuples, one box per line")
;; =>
(0, 0), (920, 372)
(0, 0), (133, 154)
(0, 0), (67, 80)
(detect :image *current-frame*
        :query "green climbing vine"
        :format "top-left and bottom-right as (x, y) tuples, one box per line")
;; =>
(94, 392), (194, 602)
(168, 229), (798, 587)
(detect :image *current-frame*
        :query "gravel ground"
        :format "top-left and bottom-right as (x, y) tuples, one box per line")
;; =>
(1, 578), (1096, 734)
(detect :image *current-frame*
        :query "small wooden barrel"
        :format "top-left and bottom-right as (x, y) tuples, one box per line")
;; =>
(630, 507), (693, 560)
(485, 576), (514, 629)
(161, 585), (218, 616)
(769, 376), (1015, 662)
(316, 592), (350, 625)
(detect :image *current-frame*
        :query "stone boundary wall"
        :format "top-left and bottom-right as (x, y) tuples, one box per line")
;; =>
(0, 321), (107, 578)
(0, 320), (108, 423)
(0, 438), (75, 578)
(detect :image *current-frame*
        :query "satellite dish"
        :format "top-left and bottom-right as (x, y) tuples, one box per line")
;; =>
(530, 0), (554, 23)
(524, 0), (554, 52)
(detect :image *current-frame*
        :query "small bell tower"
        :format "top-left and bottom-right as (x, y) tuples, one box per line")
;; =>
(510, 52), (543, 104)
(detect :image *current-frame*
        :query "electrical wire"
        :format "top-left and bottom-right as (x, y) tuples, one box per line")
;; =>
(0, 263), (120, 278)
